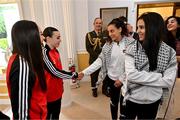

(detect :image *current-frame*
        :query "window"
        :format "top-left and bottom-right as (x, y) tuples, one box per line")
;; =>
(0, 3), (20, 75)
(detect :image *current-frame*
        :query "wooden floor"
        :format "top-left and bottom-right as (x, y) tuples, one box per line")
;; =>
(61, 81), (111, 120)
(61, 79), (180, 119)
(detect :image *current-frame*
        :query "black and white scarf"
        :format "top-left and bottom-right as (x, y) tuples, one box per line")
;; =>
(125, 40), (175, 95)
(134, 41), (172, 73)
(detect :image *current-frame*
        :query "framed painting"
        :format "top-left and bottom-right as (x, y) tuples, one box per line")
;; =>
(100, 7), (128, 30)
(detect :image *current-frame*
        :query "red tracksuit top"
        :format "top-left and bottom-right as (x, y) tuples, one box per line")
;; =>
(6, 54), (47, 119)
(45, 46), (63, 102)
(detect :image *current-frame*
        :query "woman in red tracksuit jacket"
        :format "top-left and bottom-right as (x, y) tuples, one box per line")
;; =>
(43, 27), (77, 119)
(6, 20), (47, 119)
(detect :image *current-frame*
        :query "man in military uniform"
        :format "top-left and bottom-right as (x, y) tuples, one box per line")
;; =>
(85, 17), (106, 97)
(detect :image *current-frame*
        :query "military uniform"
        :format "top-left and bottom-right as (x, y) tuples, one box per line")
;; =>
(85, 30), (106, 97)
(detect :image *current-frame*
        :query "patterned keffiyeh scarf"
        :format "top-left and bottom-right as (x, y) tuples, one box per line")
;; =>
(126, 41), (172, 95)
(134, 41), (171, 73)
(123, 40), (177, 118)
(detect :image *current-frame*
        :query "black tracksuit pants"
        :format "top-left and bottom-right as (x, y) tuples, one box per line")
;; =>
(106, 75), (121, 120)
(123, 99), (160, 119)
(47, 98), (61, 120)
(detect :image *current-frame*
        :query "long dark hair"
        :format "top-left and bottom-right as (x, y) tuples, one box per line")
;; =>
(11, 20), (47, 91)
(164, 16), (180, 50)
(107, 18), (128, 43)
(43, 27), (58, 42)
(137, 12), (166, 71)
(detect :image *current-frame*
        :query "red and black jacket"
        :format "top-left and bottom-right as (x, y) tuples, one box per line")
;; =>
(42, 45), (78, 79)
(45, 44), (77, 102)
(6, 54), (47, 119)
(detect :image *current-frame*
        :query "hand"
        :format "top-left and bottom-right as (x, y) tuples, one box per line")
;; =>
(77, 72), (84, 80)
(114, 80), (122, 88)
(73, 72), (78, 79)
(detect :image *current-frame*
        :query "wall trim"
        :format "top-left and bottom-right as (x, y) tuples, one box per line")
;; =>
(77, 50), (88, 54)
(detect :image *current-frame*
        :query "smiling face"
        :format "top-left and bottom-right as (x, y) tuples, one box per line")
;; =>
(107, 24), (121, 42)
(94, 18), (102, 32)
(167, 17), (179, 32)
(48, 31), (61, 48)
(137, 19), (145, 41)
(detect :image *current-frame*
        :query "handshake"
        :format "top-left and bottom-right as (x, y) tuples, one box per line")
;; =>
(71, 72), (85, 83)
(69, 63), (85, 82)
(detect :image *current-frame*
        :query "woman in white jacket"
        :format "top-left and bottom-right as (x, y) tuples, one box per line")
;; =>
(123, 12), (177, 119)
(79, 18), (134, 120)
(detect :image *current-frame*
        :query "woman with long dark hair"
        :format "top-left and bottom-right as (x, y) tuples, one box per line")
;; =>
(164, 16), (180, 50)
(6, 20), (47, 119)
(164, 16), (180, 77)
(79, 18), (134, 119)
(123, 12), (177, 119)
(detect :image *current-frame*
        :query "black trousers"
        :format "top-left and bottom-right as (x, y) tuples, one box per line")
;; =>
(107, 75), (121, 120)
(124, 99), (161, 120)
(102, 75), (111, 97)
(90, 68), (100, 90)
(47, 98), (61, 120)
(119, 95), (126, 119)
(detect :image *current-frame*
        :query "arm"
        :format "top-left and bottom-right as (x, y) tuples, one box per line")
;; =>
(142, 50), (177, 88)
(116, 65), (126, 87)
(119, 73), (125, 82)
(78, 44), (107, 80)
(42, 47), (78, 79)
(82, 58), (102, 75)
(9, 56), (34, 119)
(125, 53), (162, 84)
(125, 49), (177, 88)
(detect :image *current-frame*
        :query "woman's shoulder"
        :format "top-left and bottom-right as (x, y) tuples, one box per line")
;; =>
(101, 42), (113, 53)
(161, 41), (176, 55)
(103, 41), (113, 47)
(125, 40), (137, 56)
(123, 36), (136, 46)
(162, 41), (174, 49)
(124, 36), (135, 41)
(7, 54), (19, 74)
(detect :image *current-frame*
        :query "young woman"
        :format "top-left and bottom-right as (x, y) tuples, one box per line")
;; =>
(164, 16), (180, 50)
(43, 27), (78, 119)
(164, 16), (180, 77)
(41, 31), (78, 80)
(6, 20), (47, 119)
(123, 12), (177, 119)
(79, 18), (134, 119)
